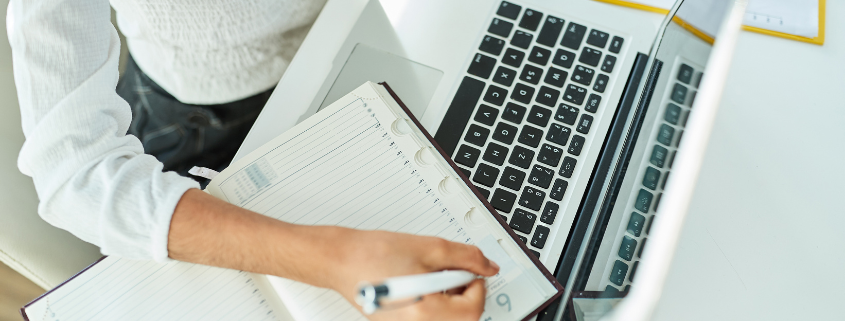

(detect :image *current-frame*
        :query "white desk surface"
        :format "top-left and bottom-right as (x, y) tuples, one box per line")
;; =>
(652, 1), (845, 320)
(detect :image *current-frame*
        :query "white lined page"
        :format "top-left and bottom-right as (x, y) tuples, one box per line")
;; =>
(23, 257), (286, 321)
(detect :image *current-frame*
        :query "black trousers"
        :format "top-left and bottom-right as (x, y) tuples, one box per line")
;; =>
(117, 56), (274, 183)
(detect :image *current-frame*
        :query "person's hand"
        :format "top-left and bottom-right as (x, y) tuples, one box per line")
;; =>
(301, 226), (500, 321)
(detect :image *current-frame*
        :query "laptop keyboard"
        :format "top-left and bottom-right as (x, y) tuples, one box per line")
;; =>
(604, 61), (702, 291)
(433, 1), (626, 260)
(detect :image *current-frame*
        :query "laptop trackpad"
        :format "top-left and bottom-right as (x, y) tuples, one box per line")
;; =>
(318, 43), (443, 118)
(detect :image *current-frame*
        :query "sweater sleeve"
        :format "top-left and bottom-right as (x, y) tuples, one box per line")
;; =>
(7, 0), (200, 261)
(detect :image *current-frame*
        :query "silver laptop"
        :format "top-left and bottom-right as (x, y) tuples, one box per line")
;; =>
(236, 0), (746, 319)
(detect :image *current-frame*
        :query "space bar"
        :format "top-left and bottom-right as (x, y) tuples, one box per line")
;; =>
(433, 76), (485, 156)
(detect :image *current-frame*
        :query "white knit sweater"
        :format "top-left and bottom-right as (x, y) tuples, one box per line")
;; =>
(6, 0), (325, 261)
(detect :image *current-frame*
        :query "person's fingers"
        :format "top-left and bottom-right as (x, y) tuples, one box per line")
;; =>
(454, 279), (487, 307)
(425, 240), (500, 276)
(412, 279), (487, 321)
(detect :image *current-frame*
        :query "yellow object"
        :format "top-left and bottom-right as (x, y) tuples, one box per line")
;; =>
(595, 0), (825, 45)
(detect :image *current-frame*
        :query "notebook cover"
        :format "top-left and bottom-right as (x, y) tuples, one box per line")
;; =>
(379, 82), (564, 321)
(20, 256), (108, 321)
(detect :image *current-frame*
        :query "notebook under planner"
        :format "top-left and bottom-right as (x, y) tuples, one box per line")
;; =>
(22, 82), (562, 321)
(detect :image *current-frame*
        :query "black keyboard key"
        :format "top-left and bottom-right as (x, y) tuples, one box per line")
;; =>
(528, 46), (551, 66)
(509, 208), (537, 234)
(678, 63), (694, 84)
(642, 166), (660, 190)
(511, 30), (533, 50)
(618, 236), (637, 261)
(435, 77), (484, 155)
(479, 36), (506, 56)
(502, 102), (527, 124)
(528, 165), (554, 188)
(554, 104), (579, 125)
(568, 135), (585, 156)
(537, 16), (564, 47)
(496, 1), (522, 20)
(516, 235), (527, 244)
(664, 103), (682, 125)
(601, 55), (616, 73)
(549, 179), (567, 201)
(500, 166), (526, 191)
(519, 64), (543, 85)
(540, 202), (559, 224)
(518, 125), (543, 148)
(518, 8), (543, 31)
(510, 83), (534, 104)
(531, 225), (550, 249)
(585, 94), (601, 113)
(571, 65), (595, 86)
(508, 145), (534, 169)
(657, 124), (675, 146)
(546, 123), (571, 146)
(560, 156), (576, 178)
(483, 142), (509, 166)
(527, 105), (552, 128)
(538, 144), (562, 167)
(634, 188), (654, 213)
(650, 145), (668, 168)
(502, 48), (525, 67)
(483, 84), (508, 106)
(468, 53), (496, 79)
(576, 114), (593, 134)
(473, 163), (500, 187)
(458, 167), (471, 179)
(671, 83), (688, 105)
(455, 145), (481, 168)
(560, 22), (586, 50)
(529, 249), (540, 259)
(553, 48), (576, 69)
(474, 104), (499, 126)
(593, 74), (609, 93)
(492, 122), (518, 145)
(491, 188), (517, 213)
(609, 36), (624, 54)
(519, 186), (545, 211)
(586, 29), (609, 48)
(488, 18), (513, 38)
(627, 212), (646, 237)
(579, 47), (602, 67)
(610, 260), (628, 286)
(535, 86), (559, 107)
(464, 124), (490, 147)
(493, 66), (517, 87)
(476, 186), (490, 199)
(562, 84), (587, 105)
(544, 67), (567, 88)
(629, 261), (639, 282)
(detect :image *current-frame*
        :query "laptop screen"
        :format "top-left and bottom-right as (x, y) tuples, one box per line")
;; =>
(545, 0), (737, 319)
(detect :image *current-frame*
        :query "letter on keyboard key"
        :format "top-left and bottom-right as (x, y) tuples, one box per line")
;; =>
(538, 144), (562, 167)
(474, 104), (499, 126)
(618, 236), (638, 261)
(549, 179), (568, 201)
(576, 114), (593, 134)
(509, 208), (537, 234)
(585, 94), (601, 113)
(518, 125), (543, 148)
(571, 65), (595, 86)
(434, 77), (484, 155)
(560, 22), (586, 50)
(491, 188), (517, 213)
(511, 83), (535, 104)
(586, 29), (609, 48)
(609, 260), (628, 286)
(559, 156), (576, 178)
(528, 46), (551, 66)
(508, 145), (535, 169)
(553, 49), (576, 69)
(497, 1), (522, 20)
(568, 135), (585, 156)
(540, 202), (559, 224)
(664, 103), (682, 125)
(519, 64), (543, 85)
(555, 104), (579, 125)
(544, 67), (568, 88)
(492, 122), (518, 145)
(563, 84), (587, 105)
(493, 66), (517, 87)
(464, 124), (490, 147)
(594, 74), (609, 93)
(455, 145), (481, 168)
(502, 48), (526, 67)
(503, 102), (527, 124)
(483, 84), (508, 106)
(537, 16), (565, 47)
(468, 53), (496, 79)
(657, 124), (675, 146)
(635, 189), (654, 213)
(531, 225), (550, 249)
(671, 83), (688, 105)
(510, 30), (533, 50)
(527, 105), (553, 127)
(488, 18), (513, 38)
(609, 36), (624, 54)
(650, 145), (668, 168)
(473, 163), (500, 187)
(579, 47), (602, 67)
(518, 8), (543, 31)
(627, 212), (646, 237)
(528, 165), (554, 189)
(499, 166), (526, 191)
(678, 63), (694, 84)
(535, 86), (560, 107)
(483, 142), (509, 166)
(519, 186), (545, 211)
(642, 166), (661, 190)
(546, 123), (571, 147)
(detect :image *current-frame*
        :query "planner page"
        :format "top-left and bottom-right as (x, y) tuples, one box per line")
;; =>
(206, 82), (558, 321)
(22, 256), (293, 321)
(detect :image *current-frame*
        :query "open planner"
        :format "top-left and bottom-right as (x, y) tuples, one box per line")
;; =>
(22, 82), (562, 321)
